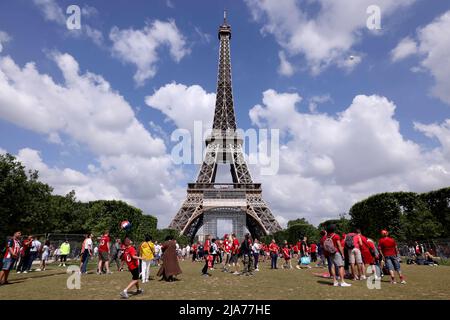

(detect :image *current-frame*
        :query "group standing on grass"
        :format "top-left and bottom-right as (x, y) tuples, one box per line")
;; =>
(1, 224), (409, 297)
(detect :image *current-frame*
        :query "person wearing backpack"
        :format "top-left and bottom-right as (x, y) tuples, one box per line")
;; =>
(345, 231), (365, 280)
(323, 224), (351, 287)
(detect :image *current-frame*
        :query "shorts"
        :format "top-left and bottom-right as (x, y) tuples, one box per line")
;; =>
(130, 267), (139, 280)
(230, 253), (238, 264)
(330, 253), (344, 268)
(2, 257), (15, 271)
(385, 256), (401, 272)
(42, 254), (49, 261)
(99, 251), (109, 262)
(349, 248), (363, 264)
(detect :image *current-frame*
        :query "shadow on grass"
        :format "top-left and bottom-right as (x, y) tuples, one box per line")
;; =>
(317, 280), (334, 286)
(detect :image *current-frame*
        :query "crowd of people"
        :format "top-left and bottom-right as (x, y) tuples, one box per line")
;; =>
(1, 224), (414, 297)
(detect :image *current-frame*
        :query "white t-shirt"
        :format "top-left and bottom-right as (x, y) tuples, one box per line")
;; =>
(30, 240), (41, 252)
(84, 238), (93, 250)
(155, 244), (161, 255)
(252, 242), (261, 254)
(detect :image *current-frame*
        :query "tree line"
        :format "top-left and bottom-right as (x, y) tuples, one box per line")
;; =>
(1, 153), (449, 247)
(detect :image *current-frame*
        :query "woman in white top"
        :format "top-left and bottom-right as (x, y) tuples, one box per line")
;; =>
(252, 239), (261, 271)
(38, 240), (50, 271)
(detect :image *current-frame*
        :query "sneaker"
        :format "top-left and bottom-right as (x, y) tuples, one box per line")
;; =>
(136, 289), (144, 294)
(16, 271), (21, 274)
(295, 265), (301, 270)
(390, 281), (397, 284)
(23, 271), (28, 274)
(58, 263), (62, 267)
(400, 280), (407, 284)
(255, 268), (259, 271)
(120, 291), (129, 299)
(339, 282), (352, 287)
(63, 264), (66, 267)
(360, 275), (367, 280)
(36, 269), (41, 272)
(233, 271), (240, 275)
(333, 281), (339, 287)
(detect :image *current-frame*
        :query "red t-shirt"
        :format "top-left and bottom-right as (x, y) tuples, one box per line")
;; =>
(99, 235), (110, 252)
(204, 240), (210, 253)
(378, 237), (397, 257)
(123, 246), (139, 270)
(293, 245), (299, 253)
(269, 243), (279, 253)
(192, 244), (197, 252)
(282, 247), (290, 259)
(224, 239), (231, 253)
(232, 238), (240, 254)
(310, 243), (317, 253)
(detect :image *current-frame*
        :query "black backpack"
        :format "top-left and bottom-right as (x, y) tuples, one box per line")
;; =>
(345, 234), (355, 249)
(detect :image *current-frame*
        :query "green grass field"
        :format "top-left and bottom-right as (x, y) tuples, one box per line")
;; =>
(1, 258), (449, 300)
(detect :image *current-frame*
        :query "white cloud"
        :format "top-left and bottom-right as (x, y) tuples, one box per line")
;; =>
(391, 11), (450, 105)
(278, 51), (294, 76)
(308, 94), (332, 113)
(0, 31), (11, 53)
(33, 0), (66, 25)
(416, 11), (450, 105)
(14, 147), (185, 227)
(414, 120), (450, 160)
(0, 52), (192, 227)
(245, 0), (416, 75)
(249, 89), (450, 225)
(32, 0), (104, 47)
(145, 82), (215, 132)
(110, 20), (190, 86)
(0, 52), (165, 157)
(390, 37), (418, 62)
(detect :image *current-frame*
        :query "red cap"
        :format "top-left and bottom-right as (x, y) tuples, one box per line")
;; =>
(381, 230), (388, 236)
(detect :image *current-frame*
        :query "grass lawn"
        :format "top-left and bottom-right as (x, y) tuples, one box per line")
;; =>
(1, 258), (449, 300)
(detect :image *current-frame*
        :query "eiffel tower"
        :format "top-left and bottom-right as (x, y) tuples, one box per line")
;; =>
(169, 12), (281, 240)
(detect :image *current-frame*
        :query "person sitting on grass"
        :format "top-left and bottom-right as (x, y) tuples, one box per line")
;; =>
(120, 238), (143, 299)
(424, 252), (439, 266)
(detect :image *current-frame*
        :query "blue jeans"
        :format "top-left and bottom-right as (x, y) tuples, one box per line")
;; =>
(253, 253), (259, 269)
(270, 252), (278, 269)
(26, 252), (38, 271)
(385, 256), (401, 272)
(81, 251), (90, 273)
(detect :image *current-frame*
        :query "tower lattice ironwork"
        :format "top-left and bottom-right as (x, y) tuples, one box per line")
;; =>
(169, 12), (282, 240)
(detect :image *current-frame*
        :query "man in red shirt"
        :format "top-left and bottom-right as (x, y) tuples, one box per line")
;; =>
(230, 233), (240, 274)
(97, 230), (111, 275)
(378, 230), (406, 284)
(268, 239), (279, 269)
(120, 238), (143, 299)
(323, 225), (351, 287)
(191, 243), (197, 262)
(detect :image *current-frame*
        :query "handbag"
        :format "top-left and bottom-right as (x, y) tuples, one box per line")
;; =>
(300, 256), (311, 265)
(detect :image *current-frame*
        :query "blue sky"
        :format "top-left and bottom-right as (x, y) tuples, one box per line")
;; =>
(1, 0), (449, 229)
